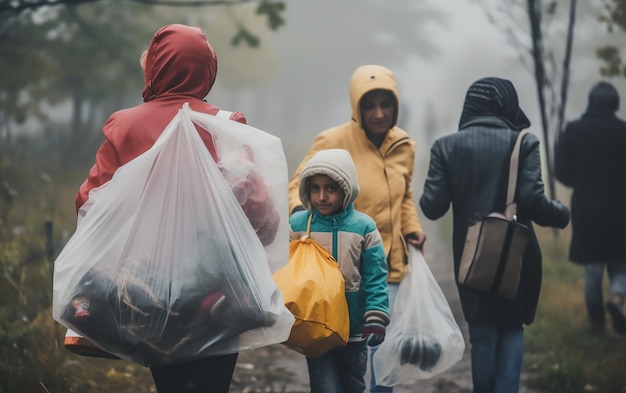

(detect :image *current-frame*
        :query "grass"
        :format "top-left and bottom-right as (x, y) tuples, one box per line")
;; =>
(2, 162), (626, 392)
(0, 173), (303, 393)
(523, 226), (626, 393)
(3, 218), (626, 393)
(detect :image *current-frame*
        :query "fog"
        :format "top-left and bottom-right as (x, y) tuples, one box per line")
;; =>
(12, 0), (625, 186)
(203, 0), (626, 182)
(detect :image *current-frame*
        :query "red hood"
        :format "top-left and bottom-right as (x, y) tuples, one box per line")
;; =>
(142, 24), (217, 102)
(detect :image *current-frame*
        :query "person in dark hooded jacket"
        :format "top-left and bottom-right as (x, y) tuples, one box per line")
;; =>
(555, 81), (626, 335)
(74, 24), (279, 393)
(420, 77), (570, 393)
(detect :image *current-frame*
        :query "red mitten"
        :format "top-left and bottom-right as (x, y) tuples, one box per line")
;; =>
(362, 319), (386, 347)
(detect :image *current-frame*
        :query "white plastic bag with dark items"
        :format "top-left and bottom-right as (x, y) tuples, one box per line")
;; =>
(53, 103), (294, 366)
(373, 246), (465, 384)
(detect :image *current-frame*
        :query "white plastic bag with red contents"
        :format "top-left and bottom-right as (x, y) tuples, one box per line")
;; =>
(52, 103), (294, 366)
(373, 246), (465, 384)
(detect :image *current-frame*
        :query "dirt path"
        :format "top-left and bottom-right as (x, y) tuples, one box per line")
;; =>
(230, 218), (543, 393)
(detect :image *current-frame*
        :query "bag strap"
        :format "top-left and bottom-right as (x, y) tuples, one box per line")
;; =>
(505, 130), (530, 220)
(297, 212), (314, 241)
(306, 212), (313, 236)
(300, 212), (313, 241)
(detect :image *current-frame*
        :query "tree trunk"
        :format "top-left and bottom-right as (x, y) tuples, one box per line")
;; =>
(556, 0), (578, 143)
(527, 0), (556, 201)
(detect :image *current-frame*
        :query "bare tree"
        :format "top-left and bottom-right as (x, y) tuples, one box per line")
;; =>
(557, 0), (577, 142)
(527, 0), (578, 201)
(474, 0), (579, 201)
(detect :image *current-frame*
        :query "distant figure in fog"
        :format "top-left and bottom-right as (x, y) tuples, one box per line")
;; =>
(555, 81), (626, 335)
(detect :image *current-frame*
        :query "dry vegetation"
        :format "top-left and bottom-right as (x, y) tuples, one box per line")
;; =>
(523, 226), (626, 393)
(1, 162), (625, 393)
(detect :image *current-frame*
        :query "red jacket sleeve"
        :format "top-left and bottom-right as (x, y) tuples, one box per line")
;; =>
(75, 116), (120, 212)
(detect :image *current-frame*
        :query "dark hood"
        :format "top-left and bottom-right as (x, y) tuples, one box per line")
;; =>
(584, 81), (620, 117)
(458, 77), (530, 131)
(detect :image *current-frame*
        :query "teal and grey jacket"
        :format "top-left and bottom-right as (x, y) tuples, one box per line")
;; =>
(289, 148), (390, 340)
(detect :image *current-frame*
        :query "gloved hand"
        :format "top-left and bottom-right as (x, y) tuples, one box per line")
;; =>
(362, 319), (386, 347)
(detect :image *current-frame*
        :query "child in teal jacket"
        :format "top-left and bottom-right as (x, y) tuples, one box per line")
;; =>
(289, 148), (390, 393)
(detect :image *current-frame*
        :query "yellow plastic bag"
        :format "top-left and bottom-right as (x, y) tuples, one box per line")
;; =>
(273, 227), (349, 358)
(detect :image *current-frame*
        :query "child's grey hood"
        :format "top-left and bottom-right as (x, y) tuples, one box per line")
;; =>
(298, 149), (360, 211)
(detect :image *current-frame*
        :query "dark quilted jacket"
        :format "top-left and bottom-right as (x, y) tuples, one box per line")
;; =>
(555, 109), (626, 263)
(420, 117), (570, 327)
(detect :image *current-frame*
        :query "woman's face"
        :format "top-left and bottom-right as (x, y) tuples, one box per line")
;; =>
(360, 89), (395, 141)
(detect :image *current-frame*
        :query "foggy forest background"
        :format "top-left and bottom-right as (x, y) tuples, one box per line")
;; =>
(2, 1), (626, 392)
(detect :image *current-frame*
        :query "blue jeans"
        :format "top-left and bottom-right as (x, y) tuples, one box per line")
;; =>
(307, 340), (368, 393)
(468, 323), (523, 393)
(584, 262), (626, 326)
(369, 282), (399, 392)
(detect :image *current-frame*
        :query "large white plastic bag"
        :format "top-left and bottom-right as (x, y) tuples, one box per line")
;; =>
(373, 246), (465, 385)
(52, 103), (294, 366)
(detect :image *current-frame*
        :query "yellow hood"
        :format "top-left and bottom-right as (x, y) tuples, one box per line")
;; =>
(349, 65), (399, 129)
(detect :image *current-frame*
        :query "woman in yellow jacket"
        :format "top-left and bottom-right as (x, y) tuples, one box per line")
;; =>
(288, 64), (426, 393)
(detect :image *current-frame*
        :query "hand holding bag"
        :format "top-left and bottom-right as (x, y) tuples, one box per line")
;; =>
(457, 130), (531, 300)
(273, 213), (350, 358)
(372, 246), (465, 384)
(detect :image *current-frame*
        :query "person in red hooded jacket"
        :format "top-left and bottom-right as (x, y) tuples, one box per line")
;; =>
(76, 24), (278, 393)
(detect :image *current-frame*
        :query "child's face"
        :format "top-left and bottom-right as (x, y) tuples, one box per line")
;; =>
(308, 174), (345, 216)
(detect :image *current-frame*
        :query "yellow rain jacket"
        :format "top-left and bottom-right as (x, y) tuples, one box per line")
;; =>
(288, 65), (423, 283)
